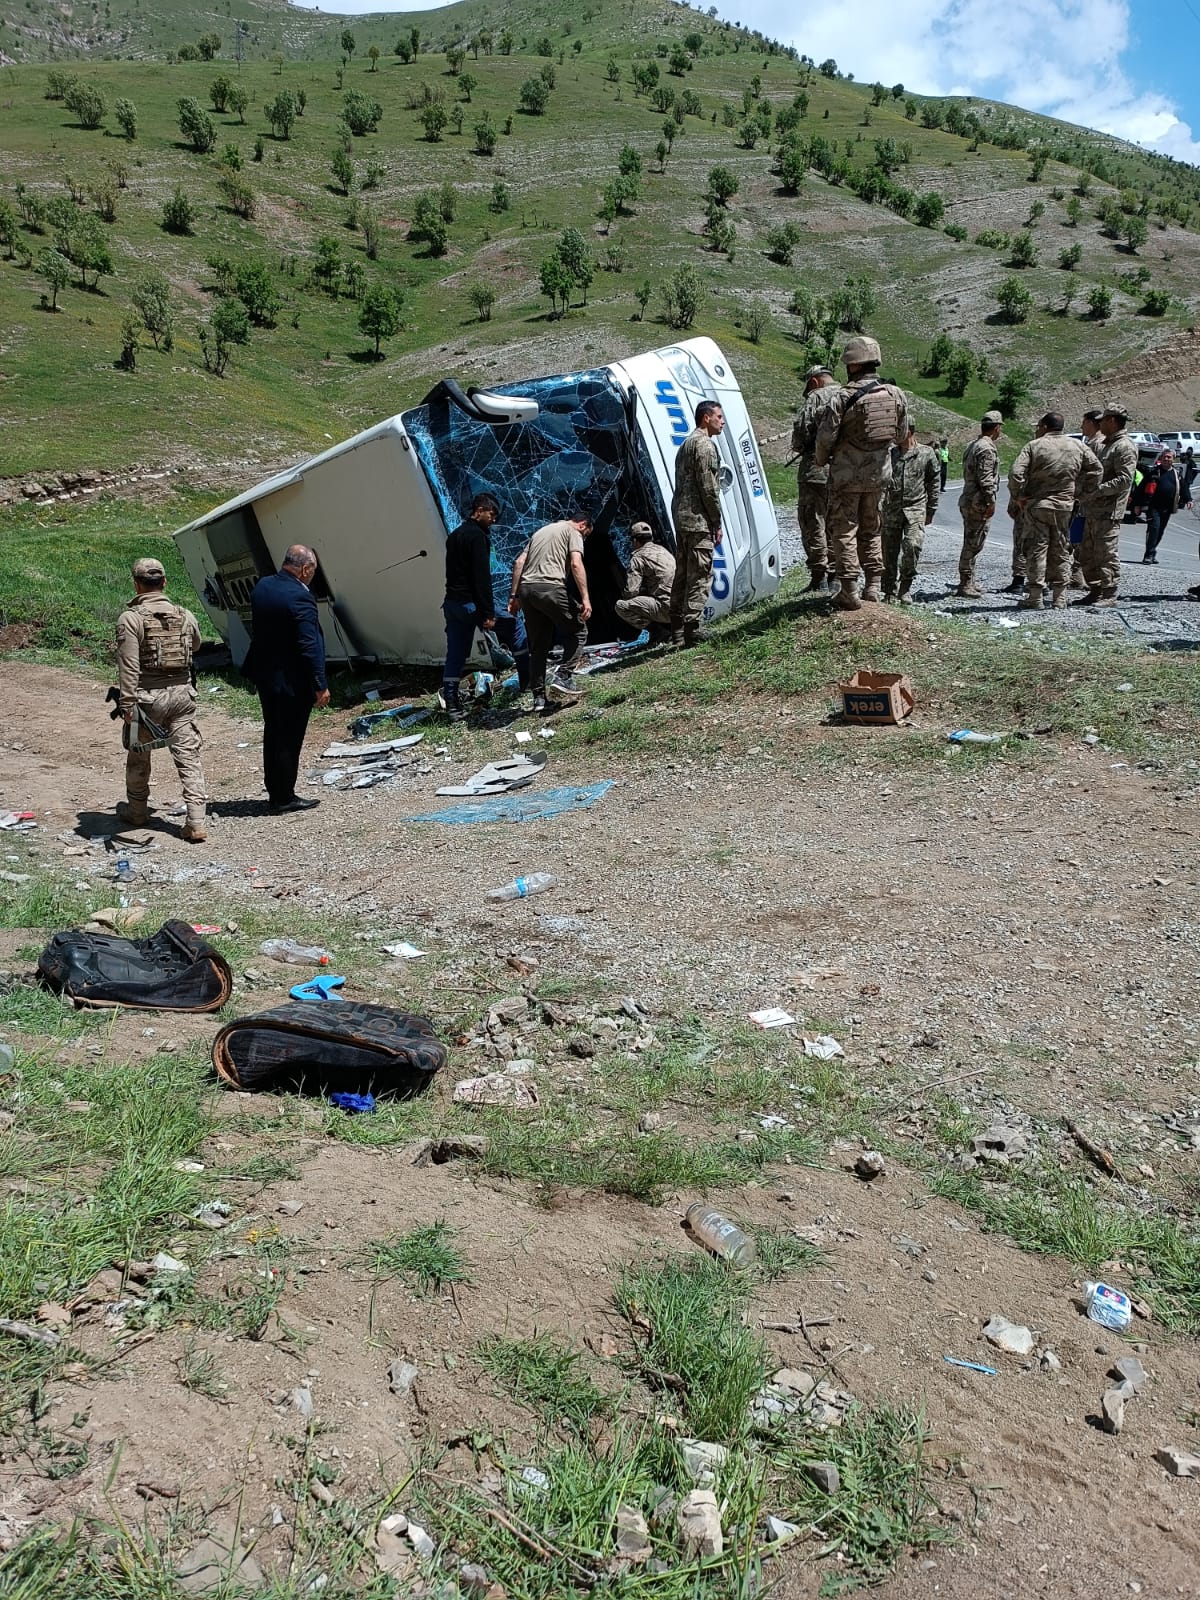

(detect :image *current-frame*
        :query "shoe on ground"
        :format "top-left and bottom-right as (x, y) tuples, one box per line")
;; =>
(1151, 556), (1159, 565)
(115, 800), (150, 827)
(647, 625), (672, 645)
(898, 593), (914, 606)
(802, 567), (828, 594)
(835, 582), (862, 612)
(1185, 585), (1200, 601)
(1071, 590), (1100, 607)
(1141, 556), (1153, 565)
(681, 628), (709, 647)
(956, 582), (982, 599)
(270, 795), (320, 814)
(1017, 595), (1043, 611)
(1051, 588), (1068, 609)
(1092, 595), (1117, 609)
(882, 590), (897, 604)
(181, 819), (208, 843)
(861, 582), (882, 604)
(1000, 579), (1025, 595)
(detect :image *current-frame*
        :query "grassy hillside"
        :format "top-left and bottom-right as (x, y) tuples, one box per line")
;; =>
(1, 1), (1198, 483)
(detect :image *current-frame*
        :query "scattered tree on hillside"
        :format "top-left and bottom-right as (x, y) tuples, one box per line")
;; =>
(474, 116), (497, 154)
(200, 298), (249, 376)
(1009, 230), (1038, 267)
(1087, 284), (1113, 319)
(65, 81), (106, 130)
(343, 90), (383, 134)
(1122, 214), (1148, 253)
(1065, 195), (1082, 225)
(914, 190), (945, 227)
(556, 226), (594, 305)
(368, 45), (381, 71)
(606, 59), (621, 84)
(446, 45), (465, 75)
(1141, 287), (1170, 316)
(218, 171), (256, 218)
(235, 260), (280, 326)
(468, 282), (496, 321)
(197, 33), (222, 60)
(944, 346), (974, 398)
(38, 247), (70, 310)
(71, 215), (113, 289)
(210, 75), (233, 113)
(421, 102), (448, 141)
(707, 165), (739, 205)
(114, 98), (137, 139)
(177, 98), (217, 153)
(539, 253), (573, 317)
(331, 147), (354, 194)
(520, 77), (550, 115)
(266, 91), (297, 139)
(0, 201), (19, 259)
(410, 193), (448, 255)
(994, 276), (1032, 323)
(1059, 243), (1082, 269)
(498, 28), (514, 55)
(227, 84), (249, 123)
(341, 29), (357, 62)
(161, 186), (194, 236)
(661, 263), (701, 329)
(668, 44), (691, 76)
(489, 181), (510, 213)
(764, 221), (801, 264)
(313, 236), (342, 294)
(995, 366), (1032, 417)
(634, 279), (653, 320)
(343, 260), (366, 300)
(131, 269), (174, 349)
(460, 72), (477, 101)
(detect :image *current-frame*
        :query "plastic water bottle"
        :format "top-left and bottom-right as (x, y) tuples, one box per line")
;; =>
(1083, 1281), (1132, 1332)
(487, 874), (558, 901)
(685, 1203), (757, 1269)
(260, 938), (332, 966)
(115, 856), (135, 884)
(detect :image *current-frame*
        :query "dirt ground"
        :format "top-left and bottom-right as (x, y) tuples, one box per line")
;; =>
(2, 651), (1200, 1598)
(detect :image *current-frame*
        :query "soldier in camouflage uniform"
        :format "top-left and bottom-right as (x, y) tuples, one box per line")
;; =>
(814, 335), (911, 612)
(881, 425), (939, 603)
(1077, 401), (1138, 608)
(956, 411), (1002, 597)
(669, 399), (724, 647)
(1008, 413), (1101, 610)
(1003, 501), (1027, 595)
(114, 556), (207, 842)
(791, 365), (838, 593)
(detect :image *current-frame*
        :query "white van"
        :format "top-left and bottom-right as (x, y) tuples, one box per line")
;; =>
(1157, 431), (1200, 455)
(174, 336), (781, 667)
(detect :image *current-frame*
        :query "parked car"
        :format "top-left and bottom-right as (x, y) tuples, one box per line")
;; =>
(1157, 430), (1200, 455)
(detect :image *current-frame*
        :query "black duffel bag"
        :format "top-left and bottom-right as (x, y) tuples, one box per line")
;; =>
(212, 1001), (446, 1099)
(37, 919), (233, 1012)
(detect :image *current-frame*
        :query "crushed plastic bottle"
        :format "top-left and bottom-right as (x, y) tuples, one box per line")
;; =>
(684, 1203), (757, 1268)
(114, 856), (135, 884)
(260, 938), (332, 966)
(1083, 1281), (1132, 1332)
(487, 873), (558, 901)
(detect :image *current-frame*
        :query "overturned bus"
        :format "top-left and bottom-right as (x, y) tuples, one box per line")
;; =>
(174, 336), (781, 667)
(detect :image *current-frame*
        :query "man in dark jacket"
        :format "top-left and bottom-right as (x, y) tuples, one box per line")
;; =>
(442, 493), (497, 722)
(248, 544), (329, 813)
(1143, 451), (1190, 564)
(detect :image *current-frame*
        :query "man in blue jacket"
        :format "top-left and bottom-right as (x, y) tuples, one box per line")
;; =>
(247, 544), (329, 813)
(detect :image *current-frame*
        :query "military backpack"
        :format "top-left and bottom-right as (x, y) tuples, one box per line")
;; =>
(840, 381), (901, 451)
(138, 603), (192, 675)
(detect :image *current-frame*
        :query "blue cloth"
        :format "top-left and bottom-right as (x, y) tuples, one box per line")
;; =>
(329, 1091), (376, 1114)
(411, 780), (613, 825)
(247, 570), (327, 696)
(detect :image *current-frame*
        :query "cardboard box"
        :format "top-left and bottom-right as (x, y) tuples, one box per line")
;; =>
(840, 670), (914, 726)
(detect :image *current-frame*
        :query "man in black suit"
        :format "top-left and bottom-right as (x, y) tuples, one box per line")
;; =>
(247, 543), (329, 813)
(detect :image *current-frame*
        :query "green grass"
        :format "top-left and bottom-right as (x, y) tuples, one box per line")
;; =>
(929, 1165), (1200, 1332)
(361, 1218), (468, 1296)
(477, 1331), (614, 1437)
(616, 1254), (768, 1444)
(0, 875), (105, 930)
(772, 1405), (952, 1595)
(746, 1224), (824, 1282)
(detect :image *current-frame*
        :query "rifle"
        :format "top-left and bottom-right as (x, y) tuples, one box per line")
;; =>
(105, 685), (170, 751)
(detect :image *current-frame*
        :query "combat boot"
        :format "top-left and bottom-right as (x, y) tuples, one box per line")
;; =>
(181, 807), (208, 844)
(835, 578), (862, 612)
(1093, 587), (1118, 609)
(1000, 577), (1025, 595)
(443, 682), (468, 723)
(1051, 586), (1067, 609)
(862, 579), (882, 604)
(1018, 585), (1044, 610)
(897, 580), (914, 606)
(681, 626), (709, 648)
(116, 799), (150, 827)
(1072, 588), (1100, 607)
(956, 580), (982, 599)
(882, 589), (897, 605)
(802, 565), (828, 594)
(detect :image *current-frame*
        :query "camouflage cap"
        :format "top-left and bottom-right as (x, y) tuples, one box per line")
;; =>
(629, 521), (654, 541)
(131, 557), (166, 581)
(804, 364), (832, 380)
(981, 410), (1003, 427)
(1101, 400), (1128, 420)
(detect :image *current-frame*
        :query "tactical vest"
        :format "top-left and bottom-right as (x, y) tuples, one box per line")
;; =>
(139, 604), (192, 675)
(842, 381), (900, 451)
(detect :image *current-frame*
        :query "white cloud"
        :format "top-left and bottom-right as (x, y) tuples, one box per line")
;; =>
(734, 0), (1200, 165)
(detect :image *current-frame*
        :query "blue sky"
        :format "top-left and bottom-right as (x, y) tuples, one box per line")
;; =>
(299, 0), (1200, 164)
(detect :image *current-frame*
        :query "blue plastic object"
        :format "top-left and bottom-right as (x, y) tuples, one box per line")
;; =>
(329, 1091), (376, 1114)
(411, 780), (614, 826)
(289, 975), (346, 1002)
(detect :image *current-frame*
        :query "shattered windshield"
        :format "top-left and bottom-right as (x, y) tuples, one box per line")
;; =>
(403, 367), (671, 616)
